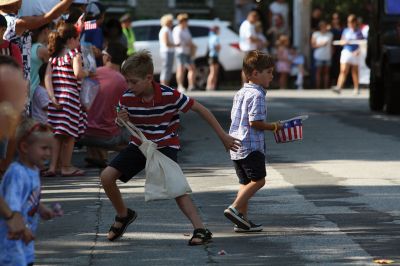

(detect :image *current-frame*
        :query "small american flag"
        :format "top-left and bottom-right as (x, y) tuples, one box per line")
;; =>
(274, 116), (308, 144)
(84, 20), (97, 30)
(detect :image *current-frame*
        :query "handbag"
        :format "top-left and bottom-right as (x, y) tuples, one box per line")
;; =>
(80, 77), (100, 110)
(118, 119), (192, 201)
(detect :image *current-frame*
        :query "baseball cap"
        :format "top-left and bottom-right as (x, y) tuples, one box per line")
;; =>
(85, 2), (106, 21)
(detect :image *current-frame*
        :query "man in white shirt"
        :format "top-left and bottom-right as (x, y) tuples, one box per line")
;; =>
(239, 10), (259, 52)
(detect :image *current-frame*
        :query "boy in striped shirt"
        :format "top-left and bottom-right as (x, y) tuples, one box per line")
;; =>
(100, 50), (240, 245)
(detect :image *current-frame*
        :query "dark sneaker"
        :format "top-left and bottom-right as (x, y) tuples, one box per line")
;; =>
(224, 206), (250, 230)
(234, 221), (263, 233)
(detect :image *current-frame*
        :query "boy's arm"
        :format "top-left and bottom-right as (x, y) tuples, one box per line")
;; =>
(250, 120), (283, 132)
(190, 101), (240, 151)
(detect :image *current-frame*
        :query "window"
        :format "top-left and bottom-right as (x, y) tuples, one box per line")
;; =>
(175, 0), (212, 8)
(132, 26), (150, 41)
(132, 25), (161, 41)
(385, 0), (400, 15)
(189, 26), (210, 38)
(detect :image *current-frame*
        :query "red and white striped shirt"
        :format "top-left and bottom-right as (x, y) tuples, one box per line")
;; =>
(119, 82), (194, 149)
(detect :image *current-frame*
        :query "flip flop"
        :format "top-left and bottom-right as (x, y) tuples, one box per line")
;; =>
(41, 170), (57, 177)
(61, 169), (85, 177)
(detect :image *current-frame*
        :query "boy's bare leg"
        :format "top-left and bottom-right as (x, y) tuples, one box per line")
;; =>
(101, 166), (127, 216)
(235, 185), (249, 219)
(231, 179), (265, 217)
(100, 166), (129, 239)
(175, 194), (204, 229)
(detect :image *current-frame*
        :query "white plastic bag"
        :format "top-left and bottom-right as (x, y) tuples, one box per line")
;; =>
(80, 77), (100, 110)
(119, 119), (192, 201)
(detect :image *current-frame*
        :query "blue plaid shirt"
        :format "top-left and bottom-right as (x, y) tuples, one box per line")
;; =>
(229, 83), (267, 160)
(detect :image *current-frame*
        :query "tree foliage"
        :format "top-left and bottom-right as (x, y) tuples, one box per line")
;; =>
(311, 0), (372, 23)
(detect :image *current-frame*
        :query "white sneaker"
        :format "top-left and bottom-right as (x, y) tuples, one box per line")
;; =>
(331, 87), (341, 94)
(224, 206), (250, 230)
(177, 85), (186, 93)
(234, 221), (263, 233)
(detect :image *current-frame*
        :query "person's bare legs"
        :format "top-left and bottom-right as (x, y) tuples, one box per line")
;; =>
(335, 63), (350, 91)
(315, 66), (322, 88)
(175, 194), (206, 244)
(48, 135), (62, 173)
(279, 73), (288, 89)
(176, 64), (185, 90)
(100, 166), (129, 240)
(231, 179), (266, 217)
(207, 63), (219, 90)
(323, 65), (330, 89)
(206, 63), (215, 90)
(175, 194), (204, 229)
(60, 136), (83, 175)
(351, 64), (359, 94)
(187, 64), (196, 90)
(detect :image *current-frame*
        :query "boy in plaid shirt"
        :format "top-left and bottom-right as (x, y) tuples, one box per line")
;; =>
(224, 50), (282, 232)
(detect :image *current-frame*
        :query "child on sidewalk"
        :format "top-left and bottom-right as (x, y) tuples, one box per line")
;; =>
(0, 118), (57, 266)
(100, 50), (240, 245)
(224, 50), (282, 232)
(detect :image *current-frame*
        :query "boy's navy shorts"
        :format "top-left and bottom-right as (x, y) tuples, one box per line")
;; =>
(109, 144), (178, 183)
(233, 151), (266, 185)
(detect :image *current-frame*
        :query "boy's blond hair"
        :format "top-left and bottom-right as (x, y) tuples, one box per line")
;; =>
(121, 50), (154, 79)
(242, 50), (274, 79)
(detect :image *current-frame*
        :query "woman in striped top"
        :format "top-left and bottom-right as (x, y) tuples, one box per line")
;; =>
(44, 21), (89, 177)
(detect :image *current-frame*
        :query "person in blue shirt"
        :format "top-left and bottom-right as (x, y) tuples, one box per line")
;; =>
(0, 119), (57, 266)
(333, 14), (364, 95)
(206, 25), (221, 91)
(81, 1), (105, 67)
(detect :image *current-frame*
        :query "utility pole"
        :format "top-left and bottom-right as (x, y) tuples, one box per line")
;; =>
(293, 0), (311, 68)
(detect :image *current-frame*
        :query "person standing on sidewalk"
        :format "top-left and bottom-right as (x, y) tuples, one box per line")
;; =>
(100, 50), (240, 245)
(333, 14), (363, 95)
(173, 13), (196, 92)
(225, 50), (282, 232)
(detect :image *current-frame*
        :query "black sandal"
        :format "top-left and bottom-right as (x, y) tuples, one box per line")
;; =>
(108, 208), (137, 241)
(188, 228), (213, 246)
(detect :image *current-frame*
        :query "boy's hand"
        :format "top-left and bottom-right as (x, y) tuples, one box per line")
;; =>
(222, 133), (241, 152)
(21, 227), (34, 245)
(117, 109), (129, 123)
(6, 212), (25, 240)
(39, 204), (56, 220)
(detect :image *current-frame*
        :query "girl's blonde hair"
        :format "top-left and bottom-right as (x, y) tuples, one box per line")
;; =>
(160, 14), (173, 27)
(16, 118), (53, 149)
(121, 50), (154, 79)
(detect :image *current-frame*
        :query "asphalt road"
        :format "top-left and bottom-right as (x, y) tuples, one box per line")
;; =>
(35, 89), (400, 266)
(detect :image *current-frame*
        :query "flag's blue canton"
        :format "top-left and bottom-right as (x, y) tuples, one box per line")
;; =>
(284, 119), (302, 129)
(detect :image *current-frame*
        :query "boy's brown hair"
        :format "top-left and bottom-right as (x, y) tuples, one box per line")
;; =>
(121, 50), (154, 79)
(242, 50), (274, 79)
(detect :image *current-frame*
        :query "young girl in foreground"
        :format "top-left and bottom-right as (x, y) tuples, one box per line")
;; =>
(0, 119), (58, 266)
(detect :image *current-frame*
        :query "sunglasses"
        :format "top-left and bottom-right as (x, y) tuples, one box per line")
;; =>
(102, 50), (111, 57)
